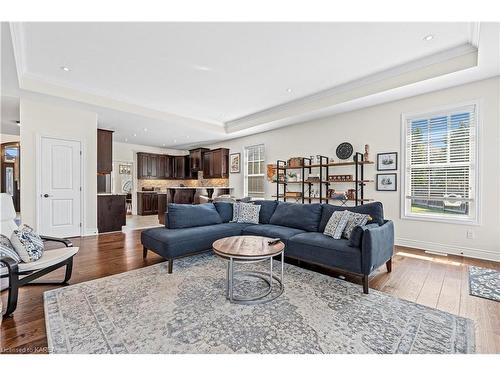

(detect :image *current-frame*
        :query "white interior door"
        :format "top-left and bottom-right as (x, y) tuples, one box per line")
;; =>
(39, 137), (82, 237)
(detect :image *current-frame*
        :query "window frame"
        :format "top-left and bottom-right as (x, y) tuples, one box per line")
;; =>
(244, 144), (266, 199)
(400, 100), (481, 225)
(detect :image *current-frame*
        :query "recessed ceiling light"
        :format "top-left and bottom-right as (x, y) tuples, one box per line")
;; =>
(133, 133), (137, 137)
(193, 64), (212, 72)
(173, 139), (177, 143)
(286, 88), (293, 93)
(423, 34), (434, 41)
(60, 66), (71, 72)
(143, 128), (148, 132)
(162, 143), (166, 147)
(125, 138), (128, 142)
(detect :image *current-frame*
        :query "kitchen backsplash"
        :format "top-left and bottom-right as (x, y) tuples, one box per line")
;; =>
(138, 178), (229, 190)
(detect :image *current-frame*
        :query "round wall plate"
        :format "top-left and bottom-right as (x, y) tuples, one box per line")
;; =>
(336, 142), (353, 160)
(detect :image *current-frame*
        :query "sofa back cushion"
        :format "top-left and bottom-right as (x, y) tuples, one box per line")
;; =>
(213, 202), (233, 223)
(319, 201), (384, 232)
(253, 200), (279, 224)
(269, 202), (322, 232)
(167, 203), (223, 229)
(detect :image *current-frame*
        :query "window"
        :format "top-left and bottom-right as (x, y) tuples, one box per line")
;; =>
(402, 103), (478, 223)
(244, 144), (265, 198)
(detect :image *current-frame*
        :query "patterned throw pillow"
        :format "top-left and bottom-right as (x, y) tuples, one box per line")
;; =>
(236, 202), (261, 224)
(10, 225), (44, 263)
(342, 212), (371, 239)
(231, 202), (241, 222)
(323, 211), (350, 239)
(0, 234), (21, 267)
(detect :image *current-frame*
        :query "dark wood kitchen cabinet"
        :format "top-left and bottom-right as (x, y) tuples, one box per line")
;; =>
(98, 194), (126, 232)
(203, 148), (229, 178)
(137, 192), (158, 215)
(97, 129), (113, 174)
(173, 155), (190, 179)
(189, 148), (210, 173)
(137, 152), (160, 179)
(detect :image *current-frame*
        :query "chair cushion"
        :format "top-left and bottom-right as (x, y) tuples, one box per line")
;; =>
(10, 225), (44, 263)
(252, 200), (279, 224)
(141, 223), (253, 259)
(242, 224), (305, 244)
(167, 203), (222, 229)
(0, 234), (21, 266)
(269, 202), (322, 232)
(0, 246), (79, 276)
(287, 232), (362, 273)
(319, 201), (385, 232)
(213, 202), (233, 223)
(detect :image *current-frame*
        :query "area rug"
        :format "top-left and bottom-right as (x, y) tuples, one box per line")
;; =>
(44, 253), (475, 354)
(468, 266), (500, 302)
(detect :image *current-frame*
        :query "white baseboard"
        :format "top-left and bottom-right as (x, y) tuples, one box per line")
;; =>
(83, 227), (98, 236)
(395, 237), (500, 262)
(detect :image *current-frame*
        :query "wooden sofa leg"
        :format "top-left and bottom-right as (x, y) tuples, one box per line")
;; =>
(362, 275), (369, 294)
(143, 246), (148, 259)
(386, 258), (392, 273)
(168, 259), (173, 274)
(62, 257), (74, 284)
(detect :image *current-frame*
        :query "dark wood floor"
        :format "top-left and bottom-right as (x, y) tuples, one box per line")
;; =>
(1, 230), (499, 354)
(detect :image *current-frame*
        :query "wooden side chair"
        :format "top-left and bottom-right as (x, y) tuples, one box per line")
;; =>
(0, 193), (79, 318)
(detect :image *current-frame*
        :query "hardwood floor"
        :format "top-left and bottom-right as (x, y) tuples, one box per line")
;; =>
(1, 230), (499, 354)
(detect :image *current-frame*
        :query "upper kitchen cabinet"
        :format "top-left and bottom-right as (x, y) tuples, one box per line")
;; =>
(173, 155), (190, 179)
(137, 152), (159, 179)
(189, 148), (210, 173)
(97, 129), (113, 174)
(203, 148), (229, 178)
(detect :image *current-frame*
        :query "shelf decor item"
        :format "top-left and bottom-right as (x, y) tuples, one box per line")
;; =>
(288, 157), (303, 168)
(364, 144), (370, 162)
(329, 174), (353, 182)
(267, 164), (276, 182)
(376, 173), (397, 191)
(377, 152), (397, 171)
(336, 142), (354, 160)
(229, 153), (241, 173)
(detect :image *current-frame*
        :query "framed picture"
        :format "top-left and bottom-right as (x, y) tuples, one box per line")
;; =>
(377, 152), (398, 171)
(376, 173), (397, 191)
(119, 164), (131, 174)
(229, 153), (241, 173)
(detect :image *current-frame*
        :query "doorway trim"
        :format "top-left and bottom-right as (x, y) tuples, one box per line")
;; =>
(35, 134), (85, 237)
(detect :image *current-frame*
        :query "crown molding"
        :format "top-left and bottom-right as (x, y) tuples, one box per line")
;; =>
(225, 43), (478, 133)
(9, 22), (26, 87)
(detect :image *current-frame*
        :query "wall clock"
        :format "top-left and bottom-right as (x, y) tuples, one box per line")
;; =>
(336, 142), (353, 160)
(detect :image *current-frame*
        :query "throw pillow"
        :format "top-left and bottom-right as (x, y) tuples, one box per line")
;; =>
(0, 234), (21, 267)
(342, 212), (371, 239)
(236, 202), (261, 224)
(323, 210), (350, 239)
(231, 202), (241, 222)
(10, 225), (44, 263)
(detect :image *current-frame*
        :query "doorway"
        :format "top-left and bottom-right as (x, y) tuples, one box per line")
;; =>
(1, 142), (21, 214)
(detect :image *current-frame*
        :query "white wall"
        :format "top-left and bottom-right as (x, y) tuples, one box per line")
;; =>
(20, 99), (98, 235)
(0, 134), (20, 143)
(208, 77), (500, 261)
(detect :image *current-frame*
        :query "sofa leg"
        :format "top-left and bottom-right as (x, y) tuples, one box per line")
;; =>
(168, 259), (173, 274)
(362, 275), (369, 294)
(386, 258), (392, 273)
(143, 246), (148, 259)
(62, 257), (73, 284)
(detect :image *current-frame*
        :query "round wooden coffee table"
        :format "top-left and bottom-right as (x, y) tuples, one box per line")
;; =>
(212, 235), (285, 305)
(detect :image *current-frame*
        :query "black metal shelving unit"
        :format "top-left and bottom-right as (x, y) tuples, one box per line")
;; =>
(275, 152), (373, 206)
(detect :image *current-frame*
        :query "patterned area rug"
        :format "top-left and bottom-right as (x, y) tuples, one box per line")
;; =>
(469, 266), (500, 302)
(44, 253), (475, 354)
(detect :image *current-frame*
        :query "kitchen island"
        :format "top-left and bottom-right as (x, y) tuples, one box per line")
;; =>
(157, 187), (232, 224)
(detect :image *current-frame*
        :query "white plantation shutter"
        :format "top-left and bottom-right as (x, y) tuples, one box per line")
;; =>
(404, 104), (477, 221)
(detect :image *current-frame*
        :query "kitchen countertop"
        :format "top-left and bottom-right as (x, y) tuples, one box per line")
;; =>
(138, 187), (232, 193)
(97, 193), (127, 196)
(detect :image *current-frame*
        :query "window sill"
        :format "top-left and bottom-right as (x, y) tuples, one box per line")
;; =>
(401, 213), (479, 226)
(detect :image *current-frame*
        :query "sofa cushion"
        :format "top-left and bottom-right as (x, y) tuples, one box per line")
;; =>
(141, 223), (253, 259)
(167, 203), (222, 229)
(269, 202), (322, 232)
(319, 201), (384, 232)
(242, 224), (305, 244)
(323, 210), (350, 239)
(287, 232), (362, 273)
(348, 223), (380, 248)
(252, 200), (279, 224)
(213, 202), (233, 223)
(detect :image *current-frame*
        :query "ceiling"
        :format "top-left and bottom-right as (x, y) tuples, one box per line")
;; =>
(2, 22), (500, 148)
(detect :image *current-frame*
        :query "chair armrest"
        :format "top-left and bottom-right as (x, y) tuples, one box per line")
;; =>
(40, 235), (73, 247)
(360, 220), (394, 275)
(0, 255), (19, 274)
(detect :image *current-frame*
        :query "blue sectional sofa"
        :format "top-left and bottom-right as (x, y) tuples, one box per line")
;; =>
(141, 200), (394, 293)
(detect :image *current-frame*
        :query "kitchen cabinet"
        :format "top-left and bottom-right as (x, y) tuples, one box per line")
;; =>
(189, 148), (210, 173)
(137, 153), (160, 179)
(97, 129), (113, 174)
(98, 194), (126, 232)
(173, 155), (190, 179)
(203, 148), (229, 178)
(137, 192), (158, 215)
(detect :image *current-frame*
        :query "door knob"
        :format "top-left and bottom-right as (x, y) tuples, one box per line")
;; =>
(43, 193), (50, 198)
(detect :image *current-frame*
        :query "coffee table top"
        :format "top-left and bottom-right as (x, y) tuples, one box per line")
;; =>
(212, 235), (285, 258)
